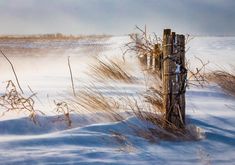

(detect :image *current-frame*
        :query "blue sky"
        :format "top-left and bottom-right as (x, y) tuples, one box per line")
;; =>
(0, 0), (234, 35)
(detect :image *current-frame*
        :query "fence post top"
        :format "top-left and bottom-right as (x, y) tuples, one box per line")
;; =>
(163, 29), (171, 35)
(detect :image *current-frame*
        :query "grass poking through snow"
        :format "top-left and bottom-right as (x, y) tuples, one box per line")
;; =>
(0, 80), (44, 124)
(89, 58), (134, 83)
(69, 87), (127, 122)
(207, 68), (235, 96)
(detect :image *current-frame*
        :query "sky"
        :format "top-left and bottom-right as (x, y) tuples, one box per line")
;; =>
(0, 0), (234, 35)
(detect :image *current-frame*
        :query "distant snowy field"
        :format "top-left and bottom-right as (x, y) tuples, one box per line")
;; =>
(0, 36), (235, 165)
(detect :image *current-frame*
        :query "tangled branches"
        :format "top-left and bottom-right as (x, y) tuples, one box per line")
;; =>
(125, 26), (162, 61)
(186, 57), (209, 87)
(0, 80), (43, 124)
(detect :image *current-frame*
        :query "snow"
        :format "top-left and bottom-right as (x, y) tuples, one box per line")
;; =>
(187, 37), (235, 72)
(0, 36), (235, 164)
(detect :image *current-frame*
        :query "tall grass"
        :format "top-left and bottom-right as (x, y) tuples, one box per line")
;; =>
(60, 75), (202, 141)
(69, 87), (127, 122)
(89, 58), (134, 83)
(207, 68), (235, 96)
(123, 87), (201, 141)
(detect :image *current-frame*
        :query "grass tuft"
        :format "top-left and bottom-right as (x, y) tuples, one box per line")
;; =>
(69, 87), (126, 122)
(207, 69), (235, 96)
(89, 58), (134, 83)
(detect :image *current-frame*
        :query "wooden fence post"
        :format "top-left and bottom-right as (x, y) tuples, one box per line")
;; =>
(162, 29), (172, 127)
(178, 34), (186, 124)
(162, 29), (186, 128)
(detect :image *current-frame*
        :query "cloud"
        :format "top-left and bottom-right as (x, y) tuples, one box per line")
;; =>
(0, 0), (234, 35)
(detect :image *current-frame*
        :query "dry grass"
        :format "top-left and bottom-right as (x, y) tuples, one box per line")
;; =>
(53, 70), (199, 141)
(89, 58), (134, 83)
(0, 80), (44, 124)
(53, 101), (74, 127)
(69, 87), (126, 122)
(144, 87), (163, 113)
(0, 28), (202, 142)
(63, 55), (201, 142)
(124, 92), (201, 142)
(207, 69), (235, 96)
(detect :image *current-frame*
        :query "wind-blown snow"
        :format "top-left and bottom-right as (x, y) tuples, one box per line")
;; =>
(0, 36), (235, 164)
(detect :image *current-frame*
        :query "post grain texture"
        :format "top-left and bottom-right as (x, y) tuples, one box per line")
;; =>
(162, 30), (186, 128)
(162, 29), (172, 127)
(178, 34), (186, 124)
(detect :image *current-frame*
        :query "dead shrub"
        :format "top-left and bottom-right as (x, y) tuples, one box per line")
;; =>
(0, 80), (43, 124)
(126, 26), (162, 73)
(127, 26), (161, 59)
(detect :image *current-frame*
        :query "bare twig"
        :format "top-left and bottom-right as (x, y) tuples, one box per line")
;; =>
(0, 80), (43, 124)
(67, 56), (76, 97)
(0, 50), (24, 94)
(186, 57), (209, 87)
(185, 34), (195, 45)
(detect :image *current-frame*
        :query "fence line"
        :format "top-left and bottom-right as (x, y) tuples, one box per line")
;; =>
(141, 29), (186, 128)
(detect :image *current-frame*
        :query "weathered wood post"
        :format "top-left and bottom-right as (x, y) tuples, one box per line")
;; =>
(162, 29), (172, 127)
(177, 34), (186, 124)
(162, 29), (186, 128)
(153, 44), (162, 76)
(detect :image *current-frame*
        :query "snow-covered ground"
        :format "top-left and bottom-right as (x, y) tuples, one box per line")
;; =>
(0, 36), (235, 164)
